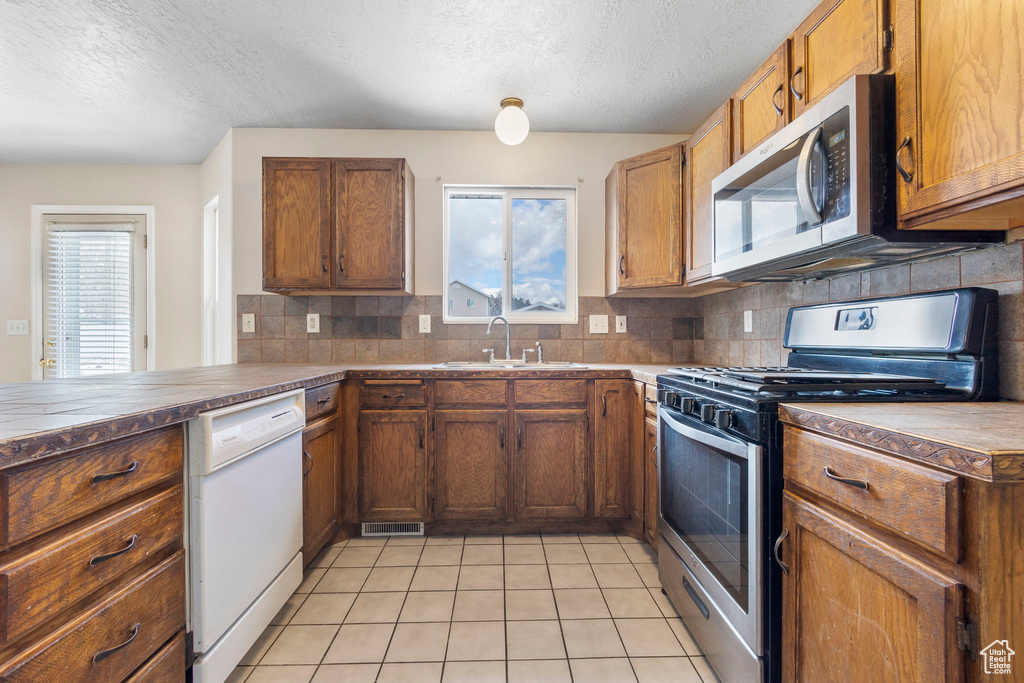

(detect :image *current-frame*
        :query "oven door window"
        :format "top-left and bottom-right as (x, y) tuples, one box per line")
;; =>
(660, 412), (750, 612)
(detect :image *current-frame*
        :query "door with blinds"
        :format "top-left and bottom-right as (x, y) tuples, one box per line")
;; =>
(41, 214), (147, 378)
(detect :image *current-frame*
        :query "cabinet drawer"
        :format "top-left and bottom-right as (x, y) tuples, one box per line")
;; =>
(0, 428), (182, 549)
(305, 382), (340, 421)
(784, 428), (961, 560)
(435, 380), (507, 406)
(644, 384), (658, 414)
(124, 632), (185, 682)
(0, 551), (185, 683)
(360, 384), (426, 406)
(0, 485), (183, 645)
(514, 379), (587, 405)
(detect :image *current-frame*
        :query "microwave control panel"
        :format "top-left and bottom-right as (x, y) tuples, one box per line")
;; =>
(821, 105), (852, 224)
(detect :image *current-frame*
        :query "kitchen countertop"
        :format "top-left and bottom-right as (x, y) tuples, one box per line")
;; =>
(780, 402), (1024, 482)
(0, 363), (677, 468)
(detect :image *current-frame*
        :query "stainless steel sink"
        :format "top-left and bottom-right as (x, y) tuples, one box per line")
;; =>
(436, 361), (587, 369)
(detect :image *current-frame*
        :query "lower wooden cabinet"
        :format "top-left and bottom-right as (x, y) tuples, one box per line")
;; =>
(433, 410), (508, 521)
(593, 380), (632, 519)
(514, 409), (588, 520)
(302, 415), (339, 564)
(359, 410), (427, 521)
(643, 416), (659, 547)
(780, 491), (964, 681)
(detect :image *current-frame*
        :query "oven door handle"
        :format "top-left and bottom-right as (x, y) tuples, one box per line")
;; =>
(796, 125), (824, 226)
(658, 406), (755, 460)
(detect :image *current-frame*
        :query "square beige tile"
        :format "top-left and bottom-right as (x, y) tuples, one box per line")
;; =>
(261, 624), (339, 665)
(446, 620), (506, 661)
(570, 658), (637, 683)
(346, 537), (387, 547)
(560, 619), (626, 659)
(583, 544), (631, 564)
(504, 534), (542, 544)
(227, 666), (253, 683)
(667, 618), (701, 655)
(425, 535), (465, 546)
(634, 563), (661, 588)
(541, 534), (581, 544)
(578, 534), (619, 544)
(419, 545), (463, 566)
(553, 589), (610, 619)
(690, 656), (719, 682)
(375, 546), (423, 567)
(505, 589), (558, 620)
(504, 545), (547, 565)
(344, 592), (406, 623)
(464, 535), (503, 545)
(315, 567), (370, 593)
(332, 547), (383, 568)
(548, 564), (598, 589)
(506, 620), (566, 660)
(309, 546), (342, 568)
(295, 568), (326, 594)
(291, 593), (357, 625)
(311, 663), (380, 683)
(591, 564), (644, 589)
(246, 665), (317, 683)
(543, 544), (588, 564)
(461, 545), (504, 565)
(648, 587), (680, 618)
(616, 534), (645, 544)
(411, 565), (461, 591)
(507, 659), (572, 683)
(271, 593), (307, 625)
(399, 591), (455, 622)
(630, 656), (703, 683)
(602, 588), (663, 618)
(457, 565), (504, 590)
(386, 536), (427, 546)
(453, 590), (504, 621)
(442, 660), (505, 683)
(323, 623), (395, 663)
(385, 622), (450, 662)
(239, 625), (283, 665)
(505, 564), (551, 590)
(614, 619), (685, 657)
(377, 662), (443, 683)
(623, 544), (658, 564)
(362, 566), (415, 592)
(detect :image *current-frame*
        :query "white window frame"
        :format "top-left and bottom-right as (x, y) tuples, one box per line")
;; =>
(442, 185), (578, 324)
(30, 205), (156, 380)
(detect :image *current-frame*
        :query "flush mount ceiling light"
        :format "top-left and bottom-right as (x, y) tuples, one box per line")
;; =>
(495, 97), (529, 145)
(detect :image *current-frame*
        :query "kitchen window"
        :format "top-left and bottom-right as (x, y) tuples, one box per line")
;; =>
(443, 186), (577, 324)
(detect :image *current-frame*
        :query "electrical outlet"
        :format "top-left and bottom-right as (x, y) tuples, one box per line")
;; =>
(306, 313), (320, 334)
(615, 316), (627, 333)
(241, 314), (255, 333)
(744, 310), (753, 333)
(418, 315), (431, 333)
(6, 320), (28, 336)
(589, 315), (609, 334)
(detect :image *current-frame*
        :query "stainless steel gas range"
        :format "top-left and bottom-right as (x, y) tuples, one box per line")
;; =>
(655, 288), (998, 682)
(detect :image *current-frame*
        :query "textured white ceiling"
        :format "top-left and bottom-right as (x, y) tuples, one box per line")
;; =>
(1, 0), (819, 164)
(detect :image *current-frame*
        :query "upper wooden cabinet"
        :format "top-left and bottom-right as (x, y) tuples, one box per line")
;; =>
(732, 42), (791, 159)
(789, 0), (890, 116)
(263, 157), (414, 292)
(605, 144), (685, 294)
(893, 0), (1024, 230)
(684, 102), (733, 285)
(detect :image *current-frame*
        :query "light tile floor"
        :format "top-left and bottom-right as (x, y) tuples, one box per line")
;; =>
(229, 534), (719, 683)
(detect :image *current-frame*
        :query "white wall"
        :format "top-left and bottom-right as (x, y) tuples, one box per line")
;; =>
(199, 130), (234, 362)
(0, 164), (202, 382)
(229, 129), (687, 297)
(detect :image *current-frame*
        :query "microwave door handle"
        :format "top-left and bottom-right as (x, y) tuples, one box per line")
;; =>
(796, 126), (824, 226)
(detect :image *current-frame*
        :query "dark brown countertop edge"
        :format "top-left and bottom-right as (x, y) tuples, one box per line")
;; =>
(779, 405), (1024, 483)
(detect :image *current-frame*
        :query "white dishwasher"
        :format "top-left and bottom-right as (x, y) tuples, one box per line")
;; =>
(187, 389), (305, 683)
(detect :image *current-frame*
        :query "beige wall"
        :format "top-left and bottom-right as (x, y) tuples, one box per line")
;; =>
(229, 128), (687, 297)
(0, 164), (202, 382)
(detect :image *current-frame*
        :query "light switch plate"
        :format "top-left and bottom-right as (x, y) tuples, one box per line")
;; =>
(306, 313), (320, 334)
(589, 315), (609, 334)
(744, 310), (753, 333)
(615, 316), (627, 333)
(241, 314), (256, 333)
(418, 315), (431, 333)
(6, 320), (28, 336)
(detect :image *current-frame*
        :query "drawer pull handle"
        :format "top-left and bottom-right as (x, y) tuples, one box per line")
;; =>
(91, 461), (139, 484)
(303, 450), (314, 475)
(316, 397), (331, 405)
(381, 393), (405, 400)
(682, 577), (710, 619)
(771, 83), (785, 116)
(644, 397), (658, 405)
(790, 66), (804, 101)
(92, 623), (140, 663)
(89, 535), (138, 567)
(823, 466), (870, 491)
(499, 426), (505, 448)
(896, 136), (913, 183)
(773, 528), (789, 575)
(601, 395), (607, 417)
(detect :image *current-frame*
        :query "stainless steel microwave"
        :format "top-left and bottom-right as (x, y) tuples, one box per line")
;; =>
(710, 74), (1000, 282)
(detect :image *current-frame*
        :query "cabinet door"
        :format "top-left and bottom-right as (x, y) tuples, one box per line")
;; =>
(434, 410), (508, 521)
(302, 416), (339, 563)
(790, 0), (889, 116)
(643, 417), (659, 547)
(780, 491), (964, 682)
(359, 410), (427, 521)
(263, 158), (332, 289)
(732, 42), (791, 159)
(334, 159), (406, 288)
(893, 0), (1024, 228)
(594, 380), (632, 519)
(684, 102), (732, 284)
(514, 410), (588, 520)
(612, 145), (685, 290)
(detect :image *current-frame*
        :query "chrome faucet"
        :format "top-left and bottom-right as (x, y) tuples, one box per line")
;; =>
(486, 316), (512, 361)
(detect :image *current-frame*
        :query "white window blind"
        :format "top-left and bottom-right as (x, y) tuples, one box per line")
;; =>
(42, 217), (145, 378)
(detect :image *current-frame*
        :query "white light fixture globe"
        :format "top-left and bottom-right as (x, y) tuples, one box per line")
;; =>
(495, 97), (529, 145)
